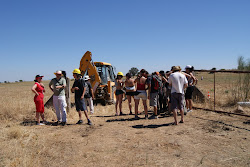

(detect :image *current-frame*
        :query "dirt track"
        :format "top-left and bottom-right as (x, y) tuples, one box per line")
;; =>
(6, 107), (248, 167)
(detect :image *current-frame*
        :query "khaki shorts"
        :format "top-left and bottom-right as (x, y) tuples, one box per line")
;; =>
(134, 90), (147, 100)
(171, 93), (185, 110)
(150, 92), (158, 106)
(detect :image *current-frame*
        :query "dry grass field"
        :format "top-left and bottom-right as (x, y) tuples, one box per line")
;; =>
(0, 76), (249, 167)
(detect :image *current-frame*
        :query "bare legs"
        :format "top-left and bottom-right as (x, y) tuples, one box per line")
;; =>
(142, 99), (148, 116)
(36, 112), (45, 123)
(127, 95), (133, 114)
(173, 108), (184, 125)
(186, 99), (193, 111)
(115, 94), (123, 115)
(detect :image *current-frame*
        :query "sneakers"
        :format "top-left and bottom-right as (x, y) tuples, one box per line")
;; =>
(149, 115), (158, 119)
(87, 119), (92, 125)
(43, 121), (48, 125)
(36, 123), (45, 125)
(61, 122), (66, 126)
(76, 120), (83, 124)
(187, 110), (192, 113)
(145, 115), (148, 120)
(134, 115), (140, 120)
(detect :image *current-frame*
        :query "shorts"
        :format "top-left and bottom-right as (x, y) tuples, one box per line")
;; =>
(185, 86), (194, 99)
(171, 93), (185, 110)
(75, 98), (87, 111)
(134, 90), (147, 100)
(126, 91), (140, 96)
(115, 90), (124, 95)
(150, 92), (158, 106)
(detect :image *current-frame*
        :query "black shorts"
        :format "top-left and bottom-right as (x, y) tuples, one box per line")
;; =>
(185, 86), (194, 99)
(75, 98), (87, 111)
(115, 90), (124, 95)
(125, 91), (140, 96)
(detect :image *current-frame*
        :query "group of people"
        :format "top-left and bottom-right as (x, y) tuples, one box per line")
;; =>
(115, 65), (197, 125)
(31, 69), (94, 126)
(31, 65), (197, 126)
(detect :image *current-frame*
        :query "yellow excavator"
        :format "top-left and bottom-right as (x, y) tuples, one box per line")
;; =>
(45, 51), (116, 109)
(79, 51), (116, 105)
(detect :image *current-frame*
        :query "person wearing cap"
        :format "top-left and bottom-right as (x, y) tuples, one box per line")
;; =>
(31, 75), (46, 125)
(115, 72), (125, 116)
(49, 70), (67, 126)
(84, 75), (94, 114)
(168, 66), (188, 125)
(71, 69), (92, 125)
(184, 65), (198, 113)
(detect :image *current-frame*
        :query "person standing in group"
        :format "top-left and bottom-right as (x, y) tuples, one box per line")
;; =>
(134, 69), (148, 119)
(84, 75), (94, 114)
(115, 72), (124, 116)
(185, 65), (198, 113)
(124, 73), (136, 115)
(159, 70), (168, 113)
(71, 69), (92, 125)
(148, 71), (163, 119)
(168, 66), (188, 125)
(49, 70), (67, 126)
(32, 75), (46, 125)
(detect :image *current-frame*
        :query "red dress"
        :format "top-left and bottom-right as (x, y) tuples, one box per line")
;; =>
(34, 82), (44, 113)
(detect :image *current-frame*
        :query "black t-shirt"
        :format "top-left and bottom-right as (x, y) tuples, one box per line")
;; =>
(72, 79), (86, 98)
(84, 81), (93, 98)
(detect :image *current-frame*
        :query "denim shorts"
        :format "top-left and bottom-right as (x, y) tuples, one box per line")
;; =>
(75, 98), (87, 111)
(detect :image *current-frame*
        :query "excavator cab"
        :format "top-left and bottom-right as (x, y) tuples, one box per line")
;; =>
(95, 62), (116, 85)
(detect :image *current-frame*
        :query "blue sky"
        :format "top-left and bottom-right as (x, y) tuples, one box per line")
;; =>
(0, 0), (249, 82)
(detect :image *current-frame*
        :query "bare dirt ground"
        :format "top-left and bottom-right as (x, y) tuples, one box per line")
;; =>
(1, 105), (249, 167)
(0, 80), (249, 167)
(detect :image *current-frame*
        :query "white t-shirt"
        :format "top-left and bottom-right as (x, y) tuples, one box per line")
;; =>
(168, 72), (188, 94)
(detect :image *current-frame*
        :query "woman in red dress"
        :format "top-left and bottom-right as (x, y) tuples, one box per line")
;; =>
(31, 75), (46, 125)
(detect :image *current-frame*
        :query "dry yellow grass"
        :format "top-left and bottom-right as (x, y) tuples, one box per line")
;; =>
(0, 79), (249, 167)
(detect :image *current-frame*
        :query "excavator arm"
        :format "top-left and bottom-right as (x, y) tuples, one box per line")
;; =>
(79, 51), (101, 93)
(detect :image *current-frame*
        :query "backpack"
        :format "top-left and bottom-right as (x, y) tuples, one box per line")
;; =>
(151, 75), (163, 92)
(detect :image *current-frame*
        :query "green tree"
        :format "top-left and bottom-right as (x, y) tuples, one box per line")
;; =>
(128, 67), (139, 76)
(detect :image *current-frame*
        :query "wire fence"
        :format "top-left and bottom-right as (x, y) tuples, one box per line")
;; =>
(192, 70), (250, 115)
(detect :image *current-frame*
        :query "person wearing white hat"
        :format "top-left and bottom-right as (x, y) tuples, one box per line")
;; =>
(84, 75), (94, 114)
(49, 70), (67, 126)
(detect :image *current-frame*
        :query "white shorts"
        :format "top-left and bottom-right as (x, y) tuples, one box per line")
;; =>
(134, 90), (147, 100)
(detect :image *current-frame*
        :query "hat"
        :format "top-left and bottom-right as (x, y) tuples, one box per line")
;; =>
(35, 75), (44, 79)
(117, 72), (124, 76)
(84, 75), (90, 80)
(155, 71), (160, 75)
(34, 75), (43, 82)
(72, 69), (81, 74)
(54, 70), (62, 75)
(185, 65), (192, 69)
(172, 66), (182, 72)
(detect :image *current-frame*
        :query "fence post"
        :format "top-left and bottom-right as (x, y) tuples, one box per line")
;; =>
(66, 77), (70, 113)
(214, 72), (216, 111)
